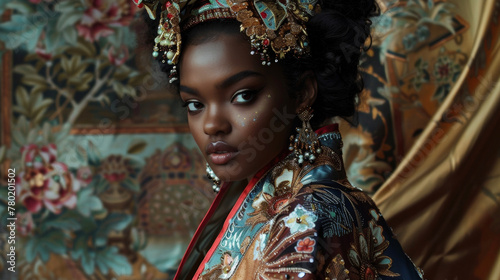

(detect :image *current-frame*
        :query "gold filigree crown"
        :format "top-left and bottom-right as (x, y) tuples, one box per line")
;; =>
(133, 0), (320, 82)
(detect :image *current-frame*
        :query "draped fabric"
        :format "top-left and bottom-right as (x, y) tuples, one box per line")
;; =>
(371, 1), (500, 278)
(0, 0), (499, 279)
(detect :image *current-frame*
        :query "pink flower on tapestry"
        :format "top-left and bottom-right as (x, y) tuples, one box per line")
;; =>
(107, 45), (129, 66)
(77, 0), (137, 42)
(16, 212), (35, 236)
(295, 237), (316, 253)
(100, 155), (134, 183)
(76, 166), (93, 186)
(35, 47), (53, 61)
(21, 143), (57, 170)
(17, 144), (81, 214)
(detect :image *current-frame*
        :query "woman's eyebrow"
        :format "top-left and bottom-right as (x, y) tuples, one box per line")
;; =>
(217, 70), (264, 89)
(179, 85), (198, 95)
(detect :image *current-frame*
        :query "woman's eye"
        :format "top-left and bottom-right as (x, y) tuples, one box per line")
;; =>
(231, 90), (258, 104)
(183, 101), (204, 113)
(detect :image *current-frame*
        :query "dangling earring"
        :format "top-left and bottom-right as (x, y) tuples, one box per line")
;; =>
(206, 163), (221, 193)
(289, 106), (322, 165)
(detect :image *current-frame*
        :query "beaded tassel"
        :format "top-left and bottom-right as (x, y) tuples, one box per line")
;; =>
(149, 0), (182, 83)
(289, 107), (322, 165)
(249, 35), (276, 66)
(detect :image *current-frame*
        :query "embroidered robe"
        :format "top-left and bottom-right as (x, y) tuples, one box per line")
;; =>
(175, 125), (424, 280)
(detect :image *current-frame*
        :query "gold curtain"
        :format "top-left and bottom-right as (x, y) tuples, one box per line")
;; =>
(372, 0), (500, 278)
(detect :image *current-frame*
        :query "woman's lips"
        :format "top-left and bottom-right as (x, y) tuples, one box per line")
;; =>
(209, 152), (238, 165)
(206, 141), (239, 165)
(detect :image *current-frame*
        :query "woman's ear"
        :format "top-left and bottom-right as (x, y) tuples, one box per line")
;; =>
(295, 71), (318, 113)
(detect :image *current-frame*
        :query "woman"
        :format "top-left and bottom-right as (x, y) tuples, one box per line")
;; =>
(136, 0), (424, 278)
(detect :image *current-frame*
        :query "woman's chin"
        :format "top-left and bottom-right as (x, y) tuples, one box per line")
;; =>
(211, 166), (247, 183)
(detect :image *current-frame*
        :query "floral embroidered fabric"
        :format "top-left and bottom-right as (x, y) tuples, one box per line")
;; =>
(177, 125), (424, 279)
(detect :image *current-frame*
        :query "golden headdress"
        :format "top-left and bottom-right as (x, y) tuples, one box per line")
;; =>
(132, 0), (320, 82)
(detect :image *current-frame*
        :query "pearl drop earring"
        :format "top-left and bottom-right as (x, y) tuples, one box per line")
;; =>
(206, 163), (221, 193)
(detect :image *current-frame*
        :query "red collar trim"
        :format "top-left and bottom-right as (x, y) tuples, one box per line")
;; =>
(190, 147), (290, 278)
(315, 123), (339, 135)
(173, 182), (231, 280)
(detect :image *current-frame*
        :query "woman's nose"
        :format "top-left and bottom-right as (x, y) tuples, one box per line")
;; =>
(203, 106), (231, 136)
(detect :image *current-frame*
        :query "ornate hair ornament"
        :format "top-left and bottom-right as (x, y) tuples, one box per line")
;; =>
(133, 0), (320, 82)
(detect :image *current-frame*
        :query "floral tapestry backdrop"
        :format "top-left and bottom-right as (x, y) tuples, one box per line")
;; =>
(0, 0), (499, 279)
(0, 1), (212, 279)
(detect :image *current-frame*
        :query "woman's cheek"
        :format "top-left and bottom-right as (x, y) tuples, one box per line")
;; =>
(251, 110), (260, 123)
(235, 110), (260, 127)
(236, 114), (249, 127)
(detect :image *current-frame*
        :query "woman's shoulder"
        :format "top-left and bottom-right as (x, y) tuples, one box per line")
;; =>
(284, 178), (381, 240)
(274, 179), (425, 279)
(240, 148), (424, 279)
(302, 178), (378, 207)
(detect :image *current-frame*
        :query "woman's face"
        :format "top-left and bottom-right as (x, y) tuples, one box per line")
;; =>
(179, 33), (299, 182)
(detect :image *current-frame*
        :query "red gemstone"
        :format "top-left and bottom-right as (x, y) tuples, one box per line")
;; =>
(364, 267), (376, 280)
(137, 3), (144, 8)
(260, 12), (267, 19)
(167, 13), (174, 19)
(263, 39), (270, 46)
(165, 1), (172, 8)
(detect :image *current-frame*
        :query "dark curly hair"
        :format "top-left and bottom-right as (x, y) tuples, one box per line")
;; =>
(142, 0), (379, 128)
